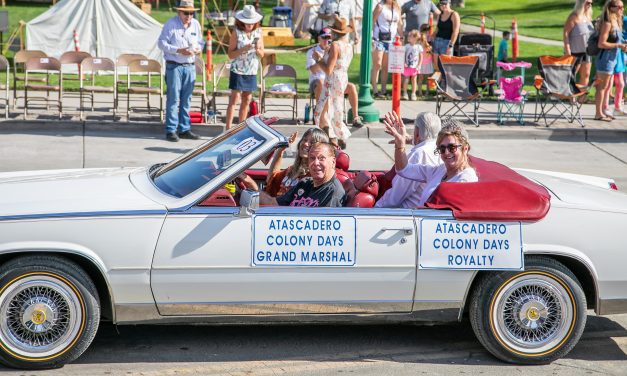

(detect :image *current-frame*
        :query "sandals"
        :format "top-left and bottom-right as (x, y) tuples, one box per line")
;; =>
(594, 116), (613, 122)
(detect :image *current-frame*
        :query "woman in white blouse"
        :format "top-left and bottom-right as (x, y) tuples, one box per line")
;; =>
(383, 111), (478, 207)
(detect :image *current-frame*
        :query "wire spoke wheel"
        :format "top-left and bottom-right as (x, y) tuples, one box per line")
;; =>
(492, 274), (574, 355)
(0, 275), (83, 359)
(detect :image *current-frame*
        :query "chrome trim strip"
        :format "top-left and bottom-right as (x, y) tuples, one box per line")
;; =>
(598, 298), (627, 315)
(171, 207), (240, 216)
(115, 303), (460, 324)
(158, 301), (413, 315)
(0, 210), (167, 222)
(256, 207), (415, 216)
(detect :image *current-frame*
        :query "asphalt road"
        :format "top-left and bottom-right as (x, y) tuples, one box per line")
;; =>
(0, 123), (626, 375)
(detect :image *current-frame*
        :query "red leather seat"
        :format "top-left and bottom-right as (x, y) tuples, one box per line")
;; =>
(335, 150), (354, 184)
(346, 170), (379, 208)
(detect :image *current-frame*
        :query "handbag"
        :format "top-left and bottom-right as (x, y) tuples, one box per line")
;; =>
(376, 3), (394, 42)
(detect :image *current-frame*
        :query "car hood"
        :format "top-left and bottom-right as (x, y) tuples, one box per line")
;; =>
(516, 169), (627, 213)
(0, 167), (165, 218)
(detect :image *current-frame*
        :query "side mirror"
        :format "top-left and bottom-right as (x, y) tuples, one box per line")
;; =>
(239, 189), (259, 216)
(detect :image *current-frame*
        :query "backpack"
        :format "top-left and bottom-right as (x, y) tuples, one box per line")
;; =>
(586, 30), (600, 56)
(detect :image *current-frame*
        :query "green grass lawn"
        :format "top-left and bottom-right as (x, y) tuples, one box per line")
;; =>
(457, 0), (603, 41)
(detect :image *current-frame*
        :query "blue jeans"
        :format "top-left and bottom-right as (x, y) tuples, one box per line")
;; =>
(165, 63), (195, 134)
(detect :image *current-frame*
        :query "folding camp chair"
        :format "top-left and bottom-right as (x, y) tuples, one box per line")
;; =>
(496, 76), (527, 125)
(13, 50), (47, 110)
(534, 55), (587, 127)
(192, 55), (209, 124)
(433, 55), (482, 126)
(0, 55), (9, 119)
(116, 53), (148, 111)
(24, 56), (62, 119)
(261, 64), (298, 120)
(126, 59), (163, 122)
(210, 62), (231, 121)
(80, 57), (117, 120)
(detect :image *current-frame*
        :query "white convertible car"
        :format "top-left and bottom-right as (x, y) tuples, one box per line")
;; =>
(0, 116), (626, 369)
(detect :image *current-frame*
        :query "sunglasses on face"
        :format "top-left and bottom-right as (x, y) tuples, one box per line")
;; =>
(181, 11), (194, 16)
(435, 143), (463, 155)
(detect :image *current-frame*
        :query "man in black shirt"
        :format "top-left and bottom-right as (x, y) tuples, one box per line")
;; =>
(260, 142), (345, 207)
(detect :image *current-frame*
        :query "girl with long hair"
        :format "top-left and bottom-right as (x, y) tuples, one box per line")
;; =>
(564, 0), (595, 86)
(371, 0), (403, 98)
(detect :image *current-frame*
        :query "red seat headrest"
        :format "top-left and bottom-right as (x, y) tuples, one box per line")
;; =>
(353, 170), (379, 196)
(347, 192), (376, 208)
(336, 169), (353, 184)
(335, 151), (350, 171)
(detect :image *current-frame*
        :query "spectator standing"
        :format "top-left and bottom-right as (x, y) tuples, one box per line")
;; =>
(497, 31), (511, 62)
(401, 0), (440, 40)
(371, 0), (404, 98)
(225, 5), (264, 130)
(402, 30), (423, 100)
(313, 18), (354, 149)
(417, 24), (433, 97)
(375, 112), (442, 208)
(432, 0), (460, 69)
(564, 0), (595, 86)
(317, 0), (360, 45)
(158, 0), (203, 142)
(594, 0), (627, 121)
(306, 28), (364, 127)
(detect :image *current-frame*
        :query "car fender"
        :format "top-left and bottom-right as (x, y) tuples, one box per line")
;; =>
(0, 241), (115, 320)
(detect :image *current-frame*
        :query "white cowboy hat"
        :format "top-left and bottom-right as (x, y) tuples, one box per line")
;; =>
(235, 5), (263, 24)
(175, 0), (199, 12)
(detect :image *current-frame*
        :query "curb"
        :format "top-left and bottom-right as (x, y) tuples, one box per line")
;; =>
(1, 119), (627, 142)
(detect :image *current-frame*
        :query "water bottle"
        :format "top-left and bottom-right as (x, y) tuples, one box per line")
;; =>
(304, 103), (310, 123)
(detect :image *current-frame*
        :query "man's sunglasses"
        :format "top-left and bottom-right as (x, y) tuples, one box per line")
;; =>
(435, 143), (462, 154)
(180, 11), (195, 16)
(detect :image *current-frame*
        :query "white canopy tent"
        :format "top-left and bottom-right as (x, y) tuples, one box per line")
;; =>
(25, 0), (163, 63)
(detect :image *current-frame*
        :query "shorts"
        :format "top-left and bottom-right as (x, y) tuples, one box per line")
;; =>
(403, 67), (418, 77)
(229, 71), (257, 92)
(571, 52), (591, 65)
(433, 37), (451, 55)
(596, 48), (619, 75)
(374, 40), (391, 52)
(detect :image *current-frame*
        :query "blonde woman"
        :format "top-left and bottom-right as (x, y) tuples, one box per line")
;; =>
(564, 0), (595, 86)
(594, 0), (627, 121)
(371, 0), (404, 98)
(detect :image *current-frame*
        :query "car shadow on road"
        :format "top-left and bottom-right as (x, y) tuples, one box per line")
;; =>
(65, 315), (626, 366)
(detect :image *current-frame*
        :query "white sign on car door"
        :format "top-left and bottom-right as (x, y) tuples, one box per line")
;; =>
(419, 219), (524, 270)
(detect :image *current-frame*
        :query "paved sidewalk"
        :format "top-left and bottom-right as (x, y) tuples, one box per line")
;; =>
(2, 93), (627, 141)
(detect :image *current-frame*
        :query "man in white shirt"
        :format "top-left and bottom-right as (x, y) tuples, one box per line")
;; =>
(306, 28), (364, 127)
(375, 112), (442, 208)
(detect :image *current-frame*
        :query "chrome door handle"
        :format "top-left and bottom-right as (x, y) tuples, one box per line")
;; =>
(382, 227), (413, 236)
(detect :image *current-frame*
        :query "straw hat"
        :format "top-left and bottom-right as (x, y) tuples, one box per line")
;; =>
(175, 0), (199, 11)
(329, 18), (353, 35)
(235, 5), (263, 24)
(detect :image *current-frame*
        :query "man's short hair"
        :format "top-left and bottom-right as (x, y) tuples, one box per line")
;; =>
(414, 112), (442, 140)
(503, 31), (511, 38)
(309, 142), (336, 158)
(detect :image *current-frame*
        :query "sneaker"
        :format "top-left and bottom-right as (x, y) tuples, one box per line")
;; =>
(604, 109), (616, 119)
(401, 93), (409, 100)
(166, 132), (179, 142)
(352, 116), (364, 128)
(410, 93), (417, 101)
(375, 91), (387, 99)
(178, 130), (200, 140)
(614, 107), (627, 116)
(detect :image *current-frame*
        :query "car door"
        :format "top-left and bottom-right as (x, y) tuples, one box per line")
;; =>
(151, 206), (417, 315)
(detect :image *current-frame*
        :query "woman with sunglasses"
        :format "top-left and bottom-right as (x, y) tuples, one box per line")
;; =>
(432, 0), (460, 70)
(563, 0), (595, 87)
(383, 111), (477, 207)
(594, 0), (627, 121)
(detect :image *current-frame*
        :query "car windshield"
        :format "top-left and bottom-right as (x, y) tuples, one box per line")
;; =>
(152, 125), (266, 198)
